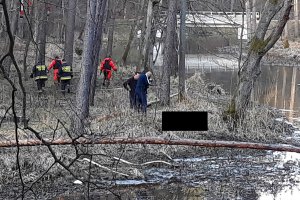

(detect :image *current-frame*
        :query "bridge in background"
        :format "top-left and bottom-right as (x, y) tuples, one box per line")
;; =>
(160, 11), (260, 40)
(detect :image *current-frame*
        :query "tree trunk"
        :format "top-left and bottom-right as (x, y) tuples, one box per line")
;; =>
(35, 1), (47, 64)
(78, 25), (85, 41)
(149, 1), (161, 71)
(5, 137), (300, 154)
(288, 67), (297, 120)
(252, 0), (257, 31)
(179, 0), (186, 101)
(90, 0), (109, 106)
(89, 62), (98, 106)
(33, 0), (39, 41)
(60, 0), (66, 44)
(121, 20), (137, 65)
(232, 0), (293, 122)
(171, 29), (178, 77)
(246, 0), (252, 41)
(106, 0), (116, 57)
(230, 0), (235, 12)
(295, 0), (299, 37)
(140, 0), (154, 71)
(0, 9), (4, 37)
(23, 0), (35, 81)
(72, 0), (107, 134)
(284, 19), (289, 38)
(64, 0), (77, 66)
(137, 0), (147, 72)
(160, 0), (176, 106)
(122, 0), (145, 66)
(2, 0), (18, 75)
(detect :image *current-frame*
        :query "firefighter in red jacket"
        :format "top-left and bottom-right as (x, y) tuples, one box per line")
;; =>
(99, 56), (117, 86)
(48, 56), (62, 84)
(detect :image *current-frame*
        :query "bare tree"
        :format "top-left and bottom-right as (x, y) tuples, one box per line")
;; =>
(140, 0), (160, 71)
(35, 1), (48, 64)
(178, 0), (186, 101)
(252, 0), (257, 31)
(121, 0), (145, 65)
(295, 0), (299, 37)
(72, 0), (107, 134)
(121, 20), (137, 65)
(1, 0), (18, 75)
(245, 0), (252, 41)
(106, 0), (116, 57)
(230, 0), (292, 121)
(160, 0), (177, 106)
(23, 0), (35, 81)
(64, 0), (77, 66)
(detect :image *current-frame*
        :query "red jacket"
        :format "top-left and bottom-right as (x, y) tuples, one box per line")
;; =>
(100, 58), (117, 72)
(48, 59), (62, 71)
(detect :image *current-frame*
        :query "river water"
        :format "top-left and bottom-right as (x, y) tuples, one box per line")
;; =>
(202, 64), (300, 123)
(202, 64), (300, 200)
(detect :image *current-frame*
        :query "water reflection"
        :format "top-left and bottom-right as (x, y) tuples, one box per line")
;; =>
(258, 152), (300, 200)
(202, 65), (300, 123)
(203, 66), (300, 199)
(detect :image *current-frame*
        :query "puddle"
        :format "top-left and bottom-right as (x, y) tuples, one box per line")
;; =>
(258, 152), (300, 200)
(104, 151), (300, 199)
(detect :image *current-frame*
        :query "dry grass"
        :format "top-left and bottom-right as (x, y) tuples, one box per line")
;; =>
(0, 64), (293, 198)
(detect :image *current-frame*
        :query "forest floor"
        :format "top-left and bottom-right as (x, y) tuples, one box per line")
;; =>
(1, 40), (300, 199)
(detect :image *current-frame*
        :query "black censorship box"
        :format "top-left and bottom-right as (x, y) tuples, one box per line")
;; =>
(162, 111), (208, 131)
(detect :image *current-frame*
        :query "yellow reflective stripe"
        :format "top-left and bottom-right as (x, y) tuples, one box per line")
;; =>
(36, 65), (46, 71)
(62, 66), (71, 72)
(35, 76), (47, 80)
(61, 76), (71, 80)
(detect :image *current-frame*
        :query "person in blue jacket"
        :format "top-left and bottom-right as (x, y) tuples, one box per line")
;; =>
(135, 71), (152, 114)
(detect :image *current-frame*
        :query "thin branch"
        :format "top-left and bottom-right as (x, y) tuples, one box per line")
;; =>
(26, 126), (82, 181)
(112, 156), (173, 166)
(263, 0), (293, 53)
(0, 105), (12, 127)
(19, 161), (57, 198)
(81, 158), (130, 177)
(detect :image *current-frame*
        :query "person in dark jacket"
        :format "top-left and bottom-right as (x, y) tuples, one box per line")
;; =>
(30, 62), (48, 92)
(135, 71), (152, 114)
(58, 59), (73, 95)
(123, 72), (140, 109)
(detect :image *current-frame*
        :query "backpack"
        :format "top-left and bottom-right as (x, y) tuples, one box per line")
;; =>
(103, 60), (111, 70)
(53, 59), (62, 69)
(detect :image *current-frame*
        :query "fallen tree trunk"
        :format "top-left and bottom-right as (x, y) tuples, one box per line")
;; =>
(2, 137), (300, 153)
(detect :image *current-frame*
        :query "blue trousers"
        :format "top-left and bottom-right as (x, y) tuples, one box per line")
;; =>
(135, 92), (147, 113)
(129, 92), (136, 109)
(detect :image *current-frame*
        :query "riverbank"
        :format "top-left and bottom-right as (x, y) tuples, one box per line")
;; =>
(2, 67), (300, 198)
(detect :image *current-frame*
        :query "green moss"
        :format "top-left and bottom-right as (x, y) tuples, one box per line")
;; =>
(250, 37), (270, 53)
(283, 39), (289, 48)
(223, 101), (237, 121)
(270, 0), (279, 5)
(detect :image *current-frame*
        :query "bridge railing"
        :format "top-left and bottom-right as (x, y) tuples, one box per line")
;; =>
(160, 11), (260, 25)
